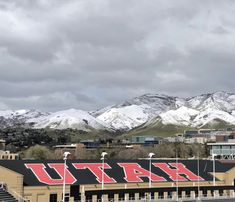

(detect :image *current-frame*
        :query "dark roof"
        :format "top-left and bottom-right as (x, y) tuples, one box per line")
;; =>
(0, 159), (234, 186)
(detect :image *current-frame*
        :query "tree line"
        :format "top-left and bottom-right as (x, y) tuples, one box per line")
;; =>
(23, 142), (208, 160)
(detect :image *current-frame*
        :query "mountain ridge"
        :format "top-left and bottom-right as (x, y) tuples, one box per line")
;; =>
(0, 91), (235, 133)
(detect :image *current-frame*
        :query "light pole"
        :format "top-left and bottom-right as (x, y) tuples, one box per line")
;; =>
(197, 151), (200, 200)
(176, 149), (179, 202)
(62, 151), (70, 202)
(212, 153), (217, 186)
(148, 152), (155, 188)
(101, 152), (108, 190)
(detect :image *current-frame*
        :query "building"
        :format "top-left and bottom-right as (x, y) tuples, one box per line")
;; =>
(131, 136), (162, 146)
(54, 141), (100, 158)
(0, 150), (19, 160)
(54, 144), (78, 158)
(79, 140), (100, 148)
(207, 142), (235, 159)
(165, 135), (185, 143)
(1, 159), (235, 201)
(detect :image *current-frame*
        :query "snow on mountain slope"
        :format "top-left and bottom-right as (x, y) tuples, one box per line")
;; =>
(96, 91), (235, 130)
(93, 94), (177, 118)
(0, 109), (28, 118)
(0, 91), (235, 131)
(159, 106), (199, 126)
(187, 92), (235, 112)
(192, 109), (235, 127)
(97, 105), (150, 131)
(28, 109), (112, 131)
(0, 109), (49, 127)
(0, 109), (48, 119)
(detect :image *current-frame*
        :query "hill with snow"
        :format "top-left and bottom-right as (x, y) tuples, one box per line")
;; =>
(94, 91), (235, 131)
(0, 92), (235, 133)
(27, 109), (113, 132)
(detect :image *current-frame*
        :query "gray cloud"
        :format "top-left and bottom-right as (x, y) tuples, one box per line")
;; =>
(0, 0), (235, 111)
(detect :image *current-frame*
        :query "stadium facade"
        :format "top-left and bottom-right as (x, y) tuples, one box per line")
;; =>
(0, 159), (235, 201)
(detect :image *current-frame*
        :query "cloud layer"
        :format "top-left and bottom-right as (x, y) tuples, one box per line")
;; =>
(0, 0), (235, 111)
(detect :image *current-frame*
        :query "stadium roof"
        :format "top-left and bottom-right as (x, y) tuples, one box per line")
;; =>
(0, 159), (234, 186)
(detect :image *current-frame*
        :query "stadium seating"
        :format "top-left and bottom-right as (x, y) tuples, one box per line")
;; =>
(0, 188), (18, 202)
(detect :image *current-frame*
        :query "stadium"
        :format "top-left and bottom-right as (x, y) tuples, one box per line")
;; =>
(0, 159), (235, 202)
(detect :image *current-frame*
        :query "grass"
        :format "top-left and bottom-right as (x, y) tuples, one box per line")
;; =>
(118, 119), (235, 140)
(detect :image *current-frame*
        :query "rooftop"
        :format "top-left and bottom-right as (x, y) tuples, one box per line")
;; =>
(207, 142), (235, 146)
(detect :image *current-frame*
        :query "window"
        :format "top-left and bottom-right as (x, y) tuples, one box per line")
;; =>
(62, 193), (69, 202)
(118, 193), (125, 201)
(129, 193), (135, 200)
(203, 189), (207, 197)
(150, 192), (154, 199)
(168, 191), (172, 198)
(185, 190), (190, 197)
(97, 194), (102, 200)
(50, 194), (57, 202)
(211, 190), (214, 196)
(139, 192), (145, 199)
(219, 189), (223, 196)
(108, 194), (114, 201)
(85, 194), (92, 202)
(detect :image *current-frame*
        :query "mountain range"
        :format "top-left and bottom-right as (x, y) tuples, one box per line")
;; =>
(0, 91), (235, 134)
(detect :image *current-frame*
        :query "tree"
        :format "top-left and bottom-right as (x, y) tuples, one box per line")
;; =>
(115, 147), (148, 159)
(24, 145), (55, 160)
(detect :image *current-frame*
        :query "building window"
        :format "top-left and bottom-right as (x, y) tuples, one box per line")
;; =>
(139, 192), (145, 199)
(97, 194), (102, 200)
(85, 194), (92, 201)
(203, 189), (207, 197)
(185, 190), (190, 197)
(118, 193), (125, 201)
(158, 192), (163, 199)
(219, 189), (223, 196)
(61, 193), (69, 202)
(108, 194), (114, 201)
(129, 193), (135, 200)
(50, 194), (57, 202)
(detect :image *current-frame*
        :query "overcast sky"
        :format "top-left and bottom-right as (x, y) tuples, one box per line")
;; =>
(0, 0), (235, 111)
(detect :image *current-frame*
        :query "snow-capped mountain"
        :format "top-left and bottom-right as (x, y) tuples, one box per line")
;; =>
(97, 104), (150, 131)
(93, 94), (180, 131)
(27, 109), (113, 132)
(159, 106), (199, 126)
(0, 91), (235, 132)
(0, 109), (49, 127)
(95, 91), (235, 130)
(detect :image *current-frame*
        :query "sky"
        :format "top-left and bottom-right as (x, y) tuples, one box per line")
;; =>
(0, 0), (235, 112)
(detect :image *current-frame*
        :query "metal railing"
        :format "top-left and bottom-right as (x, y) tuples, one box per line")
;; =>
(0, 181), (29, 202)
(78, 193), (235, 202)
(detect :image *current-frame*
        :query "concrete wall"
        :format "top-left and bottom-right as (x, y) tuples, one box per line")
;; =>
(225, 167), (235, 185)
(0, 165), (24, 196)
(24, 185), (73, 202)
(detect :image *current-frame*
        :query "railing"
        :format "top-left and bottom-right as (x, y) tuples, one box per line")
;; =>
(79, 193), (235, 202)
(0, 181), (29, 202)
(210, 149), (235, 156)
